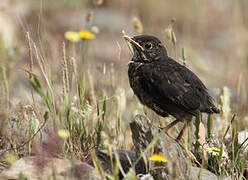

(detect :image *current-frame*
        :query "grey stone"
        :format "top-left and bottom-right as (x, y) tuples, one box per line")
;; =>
(0, 156), (100, 180)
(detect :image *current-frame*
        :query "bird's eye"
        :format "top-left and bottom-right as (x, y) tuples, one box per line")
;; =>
(144, 43), (152, 49)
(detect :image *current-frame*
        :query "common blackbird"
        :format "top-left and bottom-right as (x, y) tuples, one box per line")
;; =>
(123, 34), (219, 140)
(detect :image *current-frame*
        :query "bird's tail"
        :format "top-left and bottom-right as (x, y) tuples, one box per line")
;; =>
(206, 94), (220, 114)
(204, 106), (219, 114)
(210, 106), (220, 114)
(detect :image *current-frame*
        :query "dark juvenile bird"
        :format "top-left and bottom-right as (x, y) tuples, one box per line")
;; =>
(123, 34), (219, 140)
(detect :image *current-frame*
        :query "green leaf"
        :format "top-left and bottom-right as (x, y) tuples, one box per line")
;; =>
(65, 95), (71, 124)
(194, 114), (201, 140)
(96, 121), (103, 148)
(97, 103), (100, 117)
(102, 96), (107, 121)
(78, 76), (86, 105)
(33, 73), (42, 88)
(207, 114), (211, 138)
(18, 172), (28, 180)
(43, 111), (49, 121)
(29, 79), (44, 98)
(182, 48), (186, 61)
(171, 31), (176, 45)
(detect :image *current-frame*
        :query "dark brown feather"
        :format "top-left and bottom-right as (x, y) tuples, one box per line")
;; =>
(127, 35), (219, 121)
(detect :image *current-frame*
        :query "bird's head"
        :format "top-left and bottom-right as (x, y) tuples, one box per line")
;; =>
(123, 35), (168, 63)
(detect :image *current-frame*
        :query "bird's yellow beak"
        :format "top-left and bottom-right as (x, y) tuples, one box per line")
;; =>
(123, 35), (144, 51)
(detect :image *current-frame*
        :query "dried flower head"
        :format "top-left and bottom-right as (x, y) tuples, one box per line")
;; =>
(164, 24), (176, 45)
(93, 0), (103, 6)
(220, 86), (231, 121)
(132, 17), (143, 34)
(86, 11), (94, 22)
(91, 26), (100, 34)
(164, 26), (172, 40)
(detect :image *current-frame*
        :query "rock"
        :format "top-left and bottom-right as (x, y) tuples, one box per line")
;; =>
(130, 114), (189, 179)
(97, 149), (146, 179)
(96, 114), (221, 179)
(0, 156), (100, 180)
(130, 114), (219, 180)
(221, 176), (233, 180)
(238, 131), (248, 152)
(189, 167), (218, 180)
(140, 173), (155, 180)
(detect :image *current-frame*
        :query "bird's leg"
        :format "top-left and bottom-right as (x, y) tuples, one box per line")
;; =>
(163, 119), (181, 132)
(176, 118), (193, 141)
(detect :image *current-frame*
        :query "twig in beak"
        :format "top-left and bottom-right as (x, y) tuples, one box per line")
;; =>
(123, 35), (144, 51)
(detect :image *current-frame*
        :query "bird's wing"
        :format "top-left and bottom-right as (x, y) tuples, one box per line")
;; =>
(140, 62), (204, 113)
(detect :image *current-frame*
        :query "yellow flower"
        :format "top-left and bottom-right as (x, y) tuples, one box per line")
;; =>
(58, 129), (70, 139)
(207, 147), (221, 156)
(149, 154), (167, 162)
(78, 30), (95, 39)
(65, 31), (81, 43)
(5, 153), (18, 164)
(206, 146), (228, 158)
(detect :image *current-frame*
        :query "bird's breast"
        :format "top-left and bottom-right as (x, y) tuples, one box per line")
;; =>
(128, 62), (144, 90)
(128, 62), (169, 117)
(128, 62), (153, 104)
